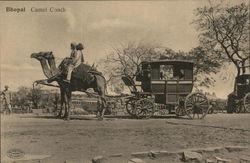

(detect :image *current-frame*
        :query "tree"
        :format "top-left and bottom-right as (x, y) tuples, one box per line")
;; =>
(12, 87), (30, 107)
(193, 2), (250, 77)
(27, 86), (43, 108)
(99, 42), (161, 93)
(12, 86), (43, 109)
(101, 42), (161, 81)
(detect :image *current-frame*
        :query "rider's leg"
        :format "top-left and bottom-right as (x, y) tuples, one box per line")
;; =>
(47, 72), (62, 83)
(64, 65), (74, 83)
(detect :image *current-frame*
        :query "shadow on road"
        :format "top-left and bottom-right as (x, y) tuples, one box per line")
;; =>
(106, 115), (189, 120)
(20, 115), (97, 121)
(20, 114), (189, 121)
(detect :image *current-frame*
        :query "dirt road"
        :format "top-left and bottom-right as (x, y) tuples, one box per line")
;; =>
(1, 113), (250, 162)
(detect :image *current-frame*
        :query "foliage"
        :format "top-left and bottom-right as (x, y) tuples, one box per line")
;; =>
(12, 87), (31, 107)
(100, 42), (161, 82)
(12, 86), (59, 109)
(27, 87), (43, 108)
(193, 2), (250, 76)
(99, 42), (161, 94)
(12, 86), (43, 108)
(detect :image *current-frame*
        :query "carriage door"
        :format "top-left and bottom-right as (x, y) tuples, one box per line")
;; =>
(162, 65), (178, 104)
(141, 64), (151, 92)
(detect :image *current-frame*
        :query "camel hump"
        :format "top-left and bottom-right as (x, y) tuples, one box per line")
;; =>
(71, 63), (103, 81)
(59, 58), (101, 81)
(76, 63), (92, 71)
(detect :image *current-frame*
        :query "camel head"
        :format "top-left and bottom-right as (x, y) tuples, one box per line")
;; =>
(31, 51), (54, 60)
(31, 51), (50, 60)
(43, 51), (54, 60)
(30, 51), (55, 78)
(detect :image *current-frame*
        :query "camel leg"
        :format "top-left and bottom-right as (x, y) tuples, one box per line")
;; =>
(57, 103), (63, 118)
(65, 90), (72, 121)
(63, 93), (69, 119)
(99, 96), (106, 121)
(57, 89), (65, 118)
(93, 75), (107, 121)
(96, 97), (101, 118)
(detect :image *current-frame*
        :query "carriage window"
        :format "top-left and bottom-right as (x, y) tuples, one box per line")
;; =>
(160, 65), (173, 80)
(173, 67), (184, 79)
(160, 65), (185, 80)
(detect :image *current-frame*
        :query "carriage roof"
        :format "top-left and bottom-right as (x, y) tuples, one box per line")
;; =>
(141, 60), (194, 67)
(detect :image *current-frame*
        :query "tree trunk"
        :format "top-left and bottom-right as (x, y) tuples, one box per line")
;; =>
(242, 60), (246, 74)
(233, 65), (241, 93)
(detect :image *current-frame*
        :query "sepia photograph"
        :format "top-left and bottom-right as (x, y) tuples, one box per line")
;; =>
(0, 0), (249, 162)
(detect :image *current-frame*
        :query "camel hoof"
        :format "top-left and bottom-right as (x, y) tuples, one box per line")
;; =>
(56, 114), (62, 118)
(98, 117), (103, 121)
(64, 117), (70, 121)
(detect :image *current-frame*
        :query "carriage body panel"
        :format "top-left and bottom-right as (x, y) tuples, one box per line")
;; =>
(235, 74), (250, 98)
(138, 60), (194, 105)
(226, 74), (250, 113)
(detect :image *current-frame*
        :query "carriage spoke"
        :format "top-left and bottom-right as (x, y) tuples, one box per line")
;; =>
(199, 99), (207, 104)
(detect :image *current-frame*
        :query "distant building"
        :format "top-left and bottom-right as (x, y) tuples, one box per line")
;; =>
(205, 92), (218, 100)
(71, 94), (98, 113)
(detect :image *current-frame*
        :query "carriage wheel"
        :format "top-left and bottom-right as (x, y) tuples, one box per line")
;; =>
(243, 93), (250, 113)
(134, 98), (155, 119)
(125, 99), (137, 117)
(184, 92), (209, 119)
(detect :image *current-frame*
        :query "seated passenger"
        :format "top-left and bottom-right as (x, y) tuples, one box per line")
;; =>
(160, 65), (173, 80)
(171, 67), (184, 80)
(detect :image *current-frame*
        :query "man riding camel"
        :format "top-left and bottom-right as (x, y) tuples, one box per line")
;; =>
(63, 42), (84, 83)
(47, 42), (84, 83)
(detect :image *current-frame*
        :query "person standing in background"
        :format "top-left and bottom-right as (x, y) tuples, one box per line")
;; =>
(1, 85), (12, 115)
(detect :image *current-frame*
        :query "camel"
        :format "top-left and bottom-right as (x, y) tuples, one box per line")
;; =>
(30, 51), (107, 120)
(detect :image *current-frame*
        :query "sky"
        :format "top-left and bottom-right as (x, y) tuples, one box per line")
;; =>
(0, 0), (247, 99)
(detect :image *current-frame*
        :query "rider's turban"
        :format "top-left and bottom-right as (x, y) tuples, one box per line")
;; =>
(71, 42), (77, 50)
(76, 43), (84, 50)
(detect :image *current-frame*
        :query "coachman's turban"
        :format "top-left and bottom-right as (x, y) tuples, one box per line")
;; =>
(76, 43), (84, 50)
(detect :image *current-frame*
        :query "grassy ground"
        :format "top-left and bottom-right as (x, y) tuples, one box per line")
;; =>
(1, 113), (250, 162)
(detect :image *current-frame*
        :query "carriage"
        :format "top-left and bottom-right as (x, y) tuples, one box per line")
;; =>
(227, 74), (250, 113)
(122, 60), (210, 119)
